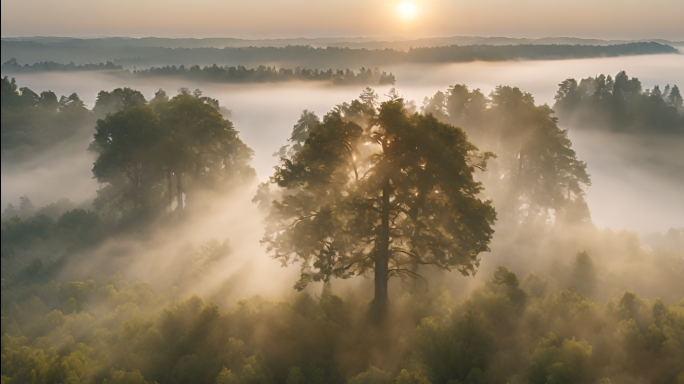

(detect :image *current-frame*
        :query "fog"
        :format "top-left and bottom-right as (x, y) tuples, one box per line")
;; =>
(569, 130), (684, 233)
(3, 54), (682, 301)
(4, 54), (682, 233)
(2, 50), (683, 384)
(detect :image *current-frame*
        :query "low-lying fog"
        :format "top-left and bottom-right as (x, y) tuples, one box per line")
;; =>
(2, 54), (683, 235)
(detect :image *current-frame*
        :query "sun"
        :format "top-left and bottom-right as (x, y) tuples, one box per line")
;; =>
(396, 1), (418, 20)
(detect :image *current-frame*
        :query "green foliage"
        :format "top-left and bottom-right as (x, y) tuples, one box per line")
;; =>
(554, 71), (684, 134)
(2, 58), (122, 73)
(397, 268), (684, 384)
(215, 367), (238, 384)
(92, 105), (163, 212)
(105, 369), (151, 384)
(0, 197), (113, 286)
(93, 87), (147, 118)
(395, 369), (433, 384)
(489, 265), (527, 310)
(2, 72), (682, 384)
(264, 89), (496, 313)
(135, 65), (396, 86)
(56, 209), (100, 230)
(1, 76), (94, 161)
(3, 40), (676, 69)
(423, 84), (591, 225)
(91, 88), (255, 214)
(0, 196), (36, 224)
(567, 251), (597, 297)
(2, 59), (397, 86)
(348, 366), (393, 384)
(285, 366), (306, 384)
(528, 334), (592, 384)
(1, 264), (683, 384)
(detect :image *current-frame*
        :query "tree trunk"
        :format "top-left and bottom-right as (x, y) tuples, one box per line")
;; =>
(322, 281), (333, 297)
(129, 167), (139, 211)
(373, 178), (391, 317)
(167, 170), (174, 211)
(176, 172), (184, 211)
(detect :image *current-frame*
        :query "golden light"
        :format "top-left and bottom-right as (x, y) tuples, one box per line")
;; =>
(396, 1), (418, 19)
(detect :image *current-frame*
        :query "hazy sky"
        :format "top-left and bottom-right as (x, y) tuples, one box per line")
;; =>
(2, 0), (683, 40)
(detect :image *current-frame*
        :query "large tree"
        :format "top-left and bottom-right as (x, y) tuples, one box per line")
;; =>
(90, 88), (254, 214)
(264, 91), (496, 315)
(154, 90), (255, 210)
(91, 105), (162, 212)
(423, 85), (591, 224)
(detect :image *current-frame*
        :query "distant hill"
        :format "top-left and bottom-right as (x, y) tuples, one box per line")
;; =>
(1, 40), (678, 70)
(2, 36), (682, 50)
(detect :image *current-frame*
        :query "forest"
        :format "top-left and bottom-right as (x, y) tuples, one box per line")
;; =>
(1, 41), (678, 69)
(553, 71), (684, 134)
(1, 71), (683, 384)
(1, 60), (396, 86)
(1, 76), (94, 162)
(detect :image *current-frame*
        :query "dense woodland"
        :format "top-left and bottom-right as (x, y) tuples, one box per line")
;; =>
(553, 71), (684, 134)
(2, 41), (677, 69)
(1, 78), (683, 384)
(1, 76), (94, 162)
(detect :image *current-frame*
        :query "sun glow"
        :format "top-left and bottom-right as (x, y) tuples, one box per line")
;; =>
(396, 1), (418, 20)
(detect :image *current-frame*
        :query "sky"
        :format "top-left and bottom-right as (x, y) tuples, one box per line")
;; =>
(2, 0), (683, 40)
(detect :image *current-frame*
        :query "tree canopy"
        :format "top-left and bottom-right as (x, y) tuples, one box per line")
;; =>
(1, 259), (681, 384)
(134, 65), (396, 86)
(90, 88), (255, 215)
(1, 57), (122, 72)
(422, 85), (591, 225)
(1, 76), (93, 161)
(553, 71), (684, 134)
(263, 89), (496, 315)
(93, 87), (147, 118)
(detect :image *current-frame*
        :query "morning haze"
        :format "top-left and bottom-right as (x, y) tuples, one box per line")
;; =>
(1, 1), (683, 384)
(2, 0), (684, 39)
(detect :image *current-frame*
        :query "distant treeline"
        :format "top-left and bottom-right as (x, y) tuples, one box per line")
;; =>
(2, 41), (677, 69)
(1, 59), (396, 85)
(405, 42), (678, 62)
(553, 71), (684, 134)
(1, 57), (122, 72)
(134, 64), (396, 85)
